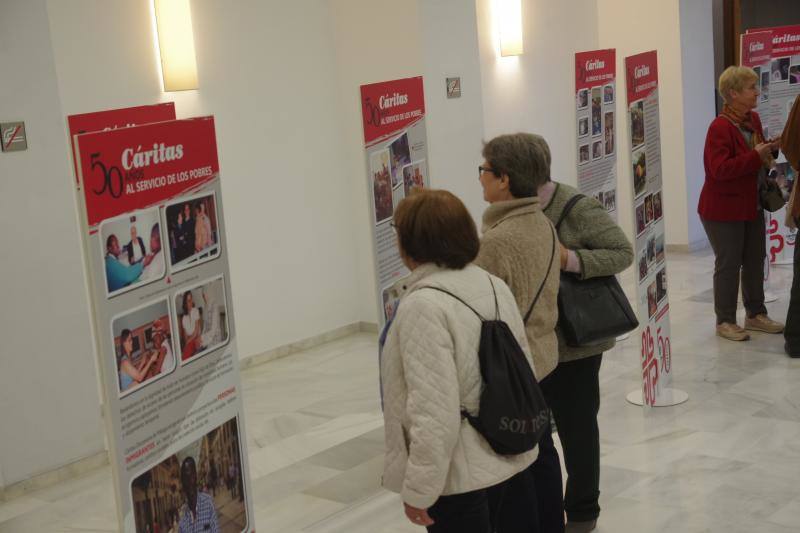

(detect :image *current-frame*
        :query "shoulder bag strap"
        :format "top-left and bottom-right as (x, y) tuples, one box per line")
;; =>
(523, 225), (557, 325)
(418, 286), (486, 322)
(555, 193), (585, 232)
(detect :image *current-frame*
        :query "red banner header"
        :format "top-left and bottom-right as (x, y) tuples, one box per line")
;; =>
(625, 51), (659, 103)
(68, 103), (176, 184)
(740, 31), (773, 67)
(76, 117), (219, 227)
(360, 76), (425, 146)
(747, 25), (800, 56)
(575, 49), (616, 92)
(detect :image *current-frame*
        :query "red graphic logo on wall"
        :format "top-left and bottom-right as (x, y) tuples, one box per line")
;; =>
(76, 117), (219, 227)
(361, 76), (426, 147)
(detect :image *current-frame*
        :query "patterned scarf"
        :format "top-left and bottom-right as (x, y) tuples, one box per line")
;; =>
(721, 104), (763, 144)
(721, 104), (772, 166)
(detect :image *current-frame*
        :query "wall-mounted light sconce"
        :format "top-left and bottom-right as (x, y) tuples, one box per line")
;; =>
(497, 0), (523, 57)
(152, 0), (199, 91)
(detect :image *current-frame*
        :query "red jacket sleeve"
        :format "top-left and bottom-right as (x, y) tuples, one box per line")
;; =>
(704, 120), (762, 183)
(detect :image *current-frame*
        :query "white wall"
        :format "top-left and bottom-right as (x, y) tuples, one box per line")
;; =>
(46, 0), (363, 358)
(327, 0), (426, 323)
(679, 0), (716, 249)
(598, 0), (689, 246)
(475, 0), (600, 188)
(418, 0), (487, 223)
(0, 0), (105, 488)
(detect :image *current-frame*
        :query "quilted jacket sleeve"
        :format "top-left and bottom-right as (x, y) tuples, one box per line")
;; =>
(704, 120), (762, 182)
(395, 293), (462, 509)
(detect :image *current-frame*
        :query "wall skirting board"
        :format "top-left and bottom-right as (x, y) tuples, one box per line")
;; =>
(0, 451), (109, 503)
(0, 321), (379, 503)
(240, 321), (378, 370)
(666, 238), (710, 254)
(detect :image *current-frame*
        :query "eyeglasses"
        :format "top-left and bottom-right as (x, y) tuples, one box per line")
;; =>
(389, 222), (397, 234)
(478, 165), (498, 179)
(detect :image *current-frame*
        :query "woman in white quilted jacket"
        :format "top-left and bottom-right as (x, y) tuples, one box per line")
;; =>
(381, 189), (539, 532)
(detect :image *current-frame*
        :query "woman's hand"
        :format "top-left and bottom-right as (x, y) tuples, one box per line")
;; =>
(755, 139), (780, 158)
(404, 503), (434, 526)
(559, 243), (569, 270)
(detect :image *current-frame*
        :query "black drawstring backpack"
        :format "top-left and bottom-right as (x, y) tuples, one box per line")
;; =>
(420, 229), (556, 455)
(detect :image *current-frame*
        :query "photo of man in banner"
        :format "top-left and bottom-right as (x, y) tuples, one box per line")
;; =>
(130, 418), (247, 533)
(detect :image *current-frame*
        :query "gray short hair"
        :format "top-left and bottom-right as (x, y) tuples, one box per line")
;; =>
(482, 133), (551, 197)
(718, 65), (758, 103)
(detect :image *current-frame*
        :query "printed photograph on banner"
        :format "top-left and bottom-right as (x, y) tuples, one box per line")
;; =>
(591, 87), (602, 136)
(604, 189), (616, 211)
(636, 201), (647, 236)
(646, 235), (656, 265)
(579, 144), (590, 165)
(790, 64), (800, 85)
(389, 133), (411, 189)
(592, 140), (603, 161)
(772, 57), (790, 82)
(604, 112), (615, 155)
(629, 100), (645, 148)
(111, 297), (175, 397)
(603, 83), (615, 104)
(370, 149), (393, 223)
(578, 116), (589, 138)
(402, 160), (426, 197)
(577, 88), (589, 109)
(382, 286), (399, 323)
(653, 191), (663, 221)
(761, 71), (770, 101)
(100, 208), (165, 298)
(645, 194), (654, 225)
(596, 191), (605, 206)
(657, 268), (668, 302)
(130, 417), (247, 533)
(165, 192), (220, 273)
(174, 276), (230, 365)
(633, 148), (648, 198)
(638, 249), (648, 282)
(647, 280), (658, 318)
(655, 233), (665, 264)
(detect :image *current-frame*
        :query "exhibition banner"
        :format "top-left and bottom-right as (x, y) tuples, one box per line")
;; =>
(625, 51), (673, 407)
(360, 76), (429, 325)
(71, 116), (253, 532)
(744, 26), (800, 265)
(746, 24), (800, 138)
(68, 103), (176, 185)
(575, 49), (618, 217)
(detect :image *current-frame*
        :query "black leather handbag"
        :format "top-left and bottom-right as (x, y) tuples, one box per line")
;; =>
(555, 195), (638, 347)
(759, 172), (786, 213)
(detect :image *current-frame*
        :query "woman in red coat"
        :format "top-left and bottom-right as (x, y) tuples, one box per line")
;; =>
(698, 66), (783, 341)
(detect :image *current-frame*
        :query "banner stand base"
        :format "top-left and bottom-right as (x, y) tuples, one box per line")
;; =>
(626, 388), (689, 407)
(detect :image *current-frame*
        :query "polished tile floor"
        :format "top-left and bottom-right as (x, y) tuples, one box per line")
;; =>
(2, 249), (800, 532)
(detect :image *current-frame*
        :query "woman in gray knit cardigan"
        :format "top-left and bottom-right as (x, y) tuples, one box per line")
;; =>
(535, 135), (633, 533)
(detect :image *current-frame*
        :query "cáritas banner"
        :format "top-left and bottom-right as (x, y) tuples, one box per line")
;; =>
(70, 113), (254, 533)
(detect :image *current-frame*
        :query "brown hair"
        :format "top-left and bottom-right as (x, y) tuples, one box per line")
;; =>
(482, 133), (550, 196)
(393, 189), (479, 269)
